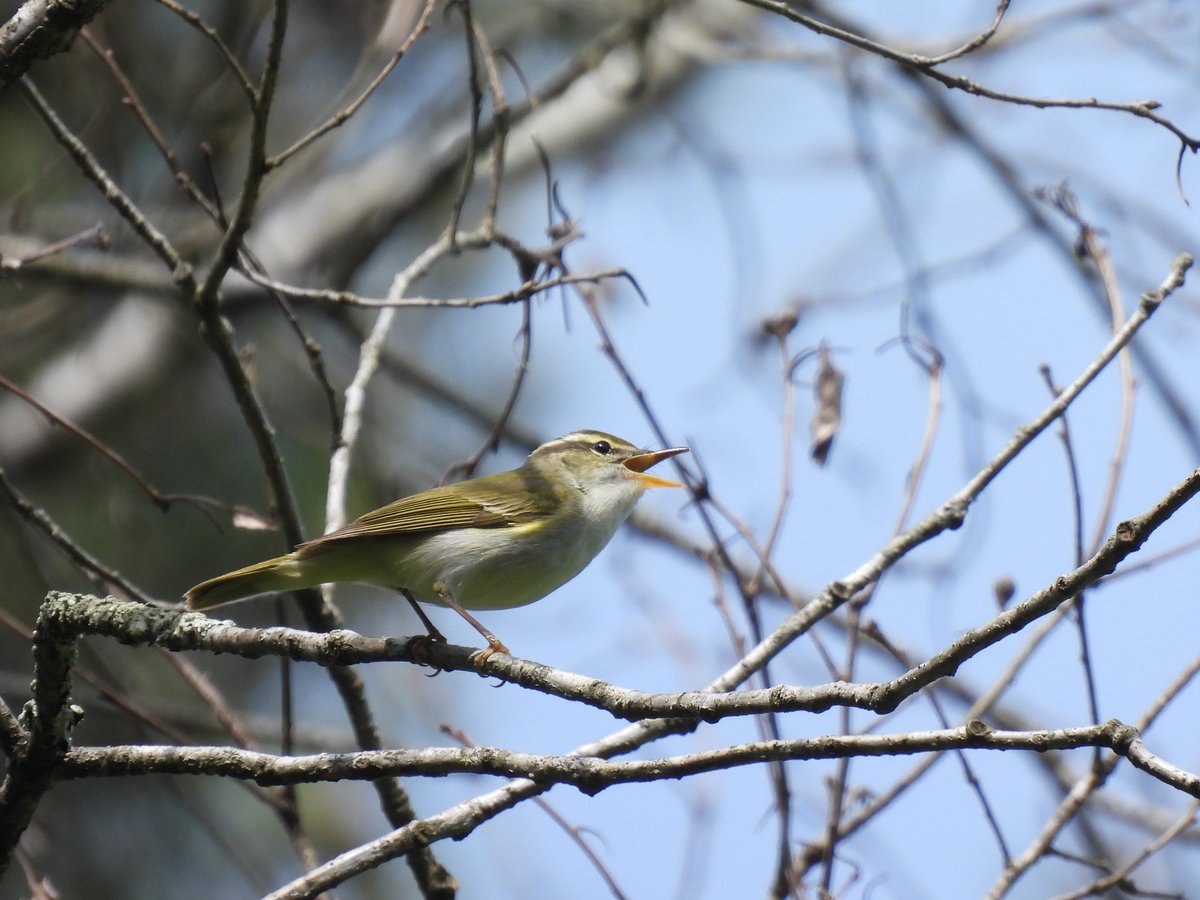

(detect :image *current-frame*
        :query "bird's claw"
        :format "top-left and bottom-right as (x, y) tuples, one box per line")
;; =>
(470, 639), (510, 668)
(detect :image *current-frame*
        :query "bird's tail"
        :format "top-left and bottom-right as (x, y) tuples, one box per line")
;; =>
(185, 554), (311, 609)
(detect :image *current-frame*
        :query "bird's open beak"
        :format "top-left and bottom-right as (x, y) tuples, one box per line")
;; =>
(623, 446), (689, 488)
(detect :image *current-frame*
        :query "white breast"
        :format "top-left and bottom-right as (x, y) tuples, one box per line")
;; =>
(394, 479), (647, 611)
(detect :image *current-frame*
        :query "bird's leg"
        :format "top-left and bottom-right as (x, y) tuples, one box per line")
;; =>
(399, 588), (447, 643)
(432, 581), (510, 666)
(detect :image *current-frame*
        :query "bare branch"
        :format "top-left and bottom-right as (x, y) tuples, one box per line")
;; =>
(0, 0), (110, 88)
(739, 0), (1200, 153)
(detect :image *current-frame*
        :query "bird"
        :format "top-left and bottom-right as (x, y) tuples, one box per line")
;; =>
(185, 429), (689, 662)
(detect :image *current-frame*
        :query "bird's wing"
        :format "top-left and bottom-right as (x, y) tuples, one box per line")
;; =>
(296, 472), (554, 552)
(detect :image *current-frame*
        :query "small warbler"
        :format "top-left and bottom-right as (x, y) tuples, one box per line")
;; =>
(186, 430), (688, 662)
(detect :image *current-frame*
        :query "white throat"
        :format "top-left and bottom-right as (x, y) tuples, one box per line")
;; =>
(576, 478), (646, 537)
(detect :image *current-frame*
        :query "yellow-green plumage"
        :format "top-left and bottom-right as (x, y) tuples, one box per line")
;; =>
(184, 431), (688, 643)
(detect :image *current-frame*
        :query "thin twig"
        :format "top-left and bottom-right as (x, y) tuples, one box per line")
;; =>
(18, 78), (195, 286)
(79, 27), (222, 221)
(0, 372), (267, 527)
(446, 0), (482, 249)
(243, 265), (624, 308)
(1048, 800), (1199, 900)
(0, 468), (151, 602)
(741, 0), (1200, 154)
(439, 725), (629, 900)
(471, 18), (509, 235)
(988, 650), (1200, 898)
(1039, 363), (1104, 783)
(0, 223), (108, 272)
(442, 299), (533, 483)
(920, 0), (1012, 65)
(757, 324), (800, 898)
(267, 0), (437, 168)
(325, 234), (452, 530)
(153, 0), (256, 104)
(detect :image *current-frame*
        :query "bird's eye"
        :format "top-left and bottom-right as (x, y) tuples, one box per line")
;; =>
(591, 440), (612, 455)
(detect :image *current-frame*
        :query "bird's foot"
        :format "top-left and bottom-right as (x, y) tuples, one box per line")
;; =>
(469, 637), (511, 668)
